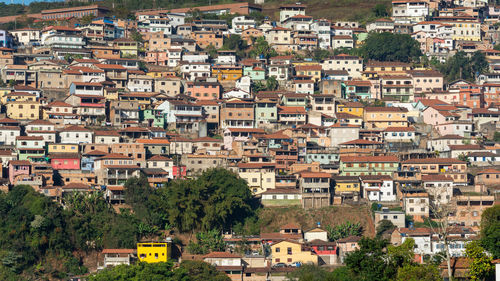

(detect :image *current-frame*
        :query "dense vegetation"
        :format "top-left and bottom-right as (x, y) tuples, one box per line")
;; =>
(124, 168), (260, 234)
(88, 260), (230, 281)
(0, 185), (86, 279)
(358, 32), (422, 63)
(434, 51), (489, 82)
(481, 205), (500, 259)
(0, 168), (259, 279)
(287, 237), (441, 281)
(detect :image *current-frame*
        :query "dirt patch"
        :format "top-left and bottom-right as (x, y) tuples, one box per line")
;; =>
(258, 205), (375, 237)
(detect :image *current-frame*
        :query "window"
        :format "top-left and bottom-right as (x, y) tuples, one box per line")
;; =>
(275, 247), (280, 253)
(287, 247), (292, 255)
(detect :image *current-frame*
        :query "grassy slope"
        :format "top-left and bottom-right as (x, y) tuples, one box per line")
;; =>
(258, 205), (375, 237)
(262, 0), (392, 23)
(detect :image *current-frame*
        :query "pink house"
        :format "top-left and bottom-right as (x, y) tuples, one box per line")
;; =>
(186, 80), (221, 100)
(422, 105), (459, 126)
(172, 165), (187, 179)
(145, 51), (168, 65)
(8, 160), (31, 184)
(50, 153), (81, 170)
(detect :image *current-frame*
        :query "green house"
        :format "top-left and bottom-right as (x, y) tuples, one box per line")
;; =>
(243, 66), (266, 81)
(141, 108), (166, 128)
(16, 136), (46, 161)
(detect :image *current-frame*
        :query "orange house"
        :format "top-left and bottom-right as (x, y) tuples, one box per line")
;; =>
(193, 31), (224, 49)
(145, 50), (168, 65)
(458, 84), (484, 108)
(186, 80), (221, 100)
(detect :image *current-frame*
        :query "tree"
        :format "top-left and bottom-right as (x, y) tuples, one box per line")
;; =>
(376, 220), (396, 237)
(325, 221), (362, 242)
(465, 240), (494, 281)
(396, 264), (441, 281)
(266, 76), (279, 91)
(372, 4), (389, 17)
(130, 29), (144, 43)
(172, 260), (230, 281)
(249, 36), (277, 59)
(494, 131), (500, 142)
(251, 81), (267, 93)
(437, 51), (489, 82)
(88, 260), (230, 281)
(186, 229), (226, 254)
(158, 168), (259, 233)
(458, 153), (470, 164)
(287, 264), (333, 281)
(480, 205), (500, 259)
(344, 238), (396, 280)
(426, 196), (457, 281)
(359, 33), (422, 63)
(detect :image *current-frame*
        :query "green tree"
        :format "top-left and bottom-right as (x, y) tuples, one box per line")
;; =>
(88, 260), (229, 281)
(187, 229), (225, 254)
(437, 51), (488, 82)
(325, 221), (362, 241)
(480, 205), (500, 258)
(372, 4), (389, 17)
(249, 36), (277, 59)
(251, 81), (267, 93)
(158, 168), (259, 233)
(458, 153), (470, 164)
(344, 237), (396, 280)
(287, 264), (333, 281)
(465, 240), (494, 281)
(266, 76), (279, 91)
(130, 29), (144, 43)
(0, 185), (80, 276)
(494, 131), (500, 142)
(376, 220), (395, 237)
(360, 32), (422, 63)
(396, 264), (441, 281)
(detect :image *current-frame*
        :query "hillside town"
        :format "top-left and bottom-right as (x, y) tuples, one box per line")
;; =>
(0, 0), (498, 280)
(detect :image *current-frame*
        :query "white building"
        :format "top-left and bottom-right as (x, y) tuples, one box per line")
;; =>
(231, 16), (256, 33)
(321, 55), (363, 78)
(59, 125), (94, 144)
(361, 175), (396, 202)
(311, 19), (331, 49)
(180, 61), (211, 81)
(392, 0), (429, 24)
(0, 126), (20, 146)
(422, 174), (454, 205)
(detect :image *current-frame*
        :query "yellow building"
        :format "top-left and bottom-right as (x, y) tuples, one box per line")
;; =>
(295, 64), (322, 82)
(237, 163), (276, 195)
(337, 101), (364, 117)
(48, 143), (79, 154)
(363, 106), (408, 129)
(333, 176), (360, 195)
(270, 240), (318, 265)
(113, 38), (139, 57)
(6, 101), (40, 120)
(362, 61), (411, 80)
(448, 21), (481, 41)
(104, 88), (119, 101)
(212, 65), (243, 82)
(137, 242), (171, 263)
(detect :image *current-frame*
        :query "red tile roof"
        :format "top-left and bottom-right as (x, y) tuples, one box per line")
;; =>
(341, 155), (399, 162)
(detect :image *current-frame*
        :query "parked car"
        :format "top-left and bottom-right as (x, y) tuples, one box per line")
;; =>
(272, 262), (287, 268)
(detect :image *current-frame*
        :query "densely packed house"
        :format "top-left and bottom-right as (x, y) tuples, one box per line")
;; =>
(0, 1), (498, 279)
